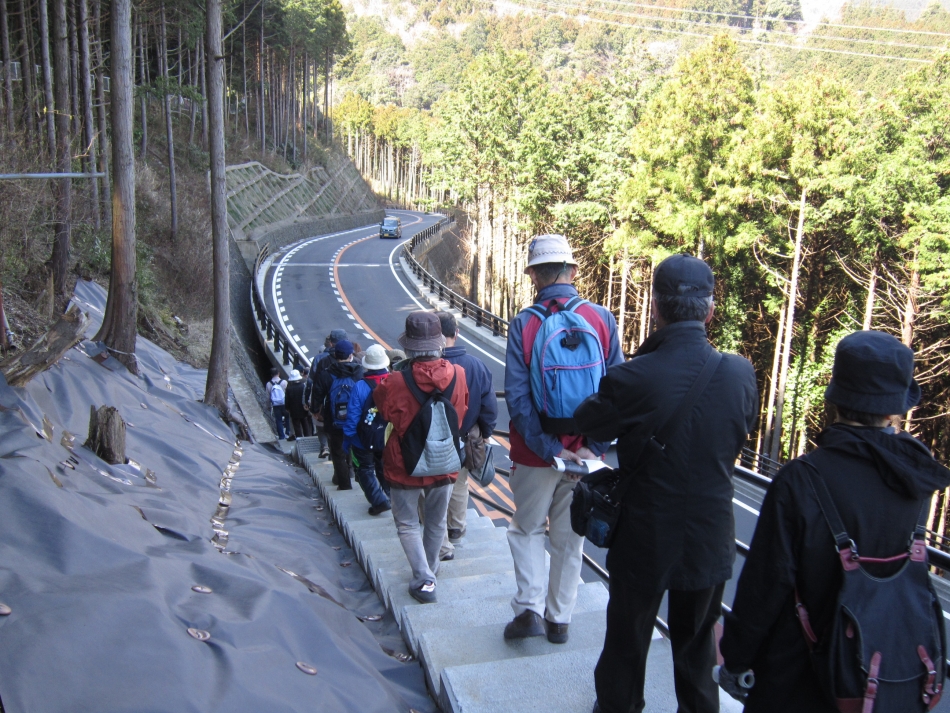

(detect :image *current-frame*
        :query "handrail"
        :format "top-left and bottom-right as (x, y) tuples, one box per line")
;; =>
(402, 222), (511, 338)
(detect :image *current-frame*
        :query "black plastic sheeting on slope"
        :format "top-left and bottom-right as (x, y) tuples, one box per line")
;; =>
(0, 280), (434, 713)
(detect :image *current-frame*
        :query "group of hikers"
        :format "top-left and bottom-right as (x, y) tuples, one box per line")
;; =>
(269, 233), (950, 713)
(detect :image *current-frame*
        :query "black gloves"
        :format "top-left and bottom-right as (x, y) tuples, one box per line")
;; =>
(713, 665), (755, 703)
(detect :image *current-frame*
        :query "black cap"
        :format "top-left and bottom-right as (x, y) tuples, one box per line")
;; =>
(653, 254), (714, 297)
(825, 330), (920, 415)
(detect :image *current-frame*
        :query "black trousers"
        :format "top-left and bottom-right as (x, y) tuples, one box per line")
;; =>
(594, 573), (725, 713)
(327, 428), (353, 488)
(290, 413), (313, 439)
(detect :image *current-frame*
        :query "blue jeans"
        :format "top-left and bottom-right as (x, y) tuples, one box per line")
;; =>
(352, 446), (389, 508)
(272, 404), (288, 440)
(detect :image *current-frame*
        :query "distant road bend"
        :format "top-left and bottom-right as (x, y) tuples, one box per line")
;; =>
(262, 209), (950, 647)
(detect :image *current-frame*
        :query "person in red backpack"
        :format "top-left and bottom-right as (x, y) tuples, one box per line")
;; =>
(374, 312), (469, 604)
(503, 234), (623, 644)
(719, 330), (950, 712)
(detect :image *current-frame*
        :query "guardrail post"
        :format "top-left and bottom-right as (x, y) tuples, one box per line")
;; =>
(282, 341), (291, 365)
(266, 320), (273, 341)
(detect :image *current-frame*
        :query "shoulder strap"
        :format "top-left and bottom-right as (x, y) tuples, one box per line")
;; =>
(403, 366), (456, 405)
(612, 349), (723, 502)
(363, 377), (378, 391)
(525, 303), (552, 321)
(564, 296), (587, 312)
(801, 457), (853, 553)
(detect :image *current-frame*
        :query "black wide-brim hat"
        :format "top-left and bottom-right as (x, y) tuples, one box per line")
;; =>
(825, 330), (921, 415)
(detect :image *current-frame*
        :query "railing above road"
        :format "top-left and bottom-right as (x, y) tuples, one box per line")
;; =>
(251, 244), (311, 374)
(403, 220), (511, 339)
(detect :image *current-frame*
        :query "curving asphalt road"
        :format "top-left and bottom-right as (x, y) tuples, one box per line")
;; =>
(262, 209), (950, 652)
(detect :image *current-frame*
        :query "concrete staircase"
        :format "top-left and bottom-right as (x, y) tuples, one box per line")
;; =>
(293, 437), (742, 713)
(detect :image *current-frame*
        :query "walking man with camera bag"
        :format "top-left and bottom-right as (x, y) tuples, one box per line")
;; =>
(574, 254), (758, 713)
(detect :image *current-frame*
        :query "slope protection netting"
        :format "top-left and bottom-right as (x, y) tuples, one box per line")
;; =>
(225, 156), (377, 235)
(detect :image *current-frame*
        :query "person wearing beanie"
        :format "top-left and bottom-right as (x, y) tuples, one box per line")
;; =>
(575, 254), (758, 713)
(719, 330), (950, 712)
(343, 344), (392, 515)
(310, 339), (363, 489)
(309, 328), (349, 458)
(373, 311), (469, 604)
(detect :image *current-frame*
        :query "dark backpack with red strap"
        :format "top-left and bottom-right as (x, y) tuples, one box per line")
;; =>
(795, 462), (945, 712)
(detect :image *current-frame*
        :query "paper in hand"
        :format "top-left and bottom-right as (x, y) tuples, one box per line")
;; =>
(551, 457), (610, 476)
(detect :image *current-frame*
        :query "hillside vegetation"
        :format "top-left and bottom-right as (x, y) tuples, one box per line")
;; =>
(330, 3), (950, 486)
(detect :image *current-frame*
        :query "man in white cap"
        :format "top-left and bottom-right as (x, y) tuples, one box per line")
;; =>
(503, 234), (623, 643)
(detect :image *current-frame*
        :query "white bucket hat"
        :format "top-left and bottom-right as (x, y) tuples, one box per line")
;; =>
(289, 369), (302, 381)
(362, 344), (390, 371)
(525, 234), (578, 274)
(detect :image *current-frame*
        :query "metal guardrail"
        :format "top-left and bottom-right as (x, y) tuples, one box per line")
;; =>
(251, 245), (310, 373)
(402, 221), (511, 338)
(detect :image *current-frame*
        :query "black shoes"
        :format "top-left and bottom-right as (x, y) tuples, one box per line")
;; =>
(503, 610), (546, 640)
(546, 620), (569, 644)
(319, 447), (330, 458)
(368, 502), (391, 516)
(439, 550), (454, 562)
(409, 581), (437, 604)
(447, 528), (464, 543)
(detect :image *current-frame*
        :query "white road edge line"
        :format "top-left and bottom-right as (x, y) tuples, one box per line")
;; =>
(270, 225), (375, 367)
(732, 498), (760, 516)
(387, 237), (506, 367)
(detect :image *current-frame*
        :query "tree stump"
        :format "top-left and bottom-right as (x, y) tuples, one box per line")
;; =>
(85, 405), (126, 465)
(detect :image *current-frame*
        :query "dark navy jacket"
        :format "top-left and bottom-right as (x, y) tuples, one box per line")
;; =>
(443, 345), (497, 438)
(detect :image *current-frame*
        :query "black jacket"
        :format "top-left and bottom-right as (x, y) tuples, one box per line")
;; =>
(285, 379), (311, 419)
(443, 345), (497, 437)
(574, 321), (758, 590)
(311, 359), (364, 428)
(720, 424), (950, 713)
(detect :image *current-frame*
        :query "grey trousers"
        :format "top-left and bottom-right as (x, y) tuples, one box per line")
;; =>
(391, 482), (453, 589)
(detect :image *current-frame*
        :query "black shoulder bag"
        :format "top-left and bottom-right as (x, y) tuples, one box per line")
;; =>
(570, 349), (722, 548)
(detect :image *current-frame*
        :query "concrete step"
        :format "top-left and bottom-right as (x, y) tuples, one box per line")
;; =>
(439, 638), (681, 713)
(358, 525), (508, 575)
(402, 581), (610, 657)
(421, 608), (610, 698)
(364, 541), (517, 593)
(388, 569), (518, 630)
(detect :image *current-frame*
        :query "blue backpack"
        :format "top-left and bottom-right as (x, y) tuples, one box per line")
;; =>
(329, 375), (355, 429)
(356, 381), (388, 453)
(525, 297), (607, 435)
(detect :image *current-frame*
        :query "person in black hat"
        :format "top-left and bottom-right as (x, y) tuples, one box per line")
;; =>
(574, 253), (758, 713)
(718, 330), (950, 712)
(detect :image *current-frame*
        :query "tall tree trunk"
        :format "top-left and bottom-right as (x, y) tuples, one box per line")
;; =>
(68, 0), (80, 137)
(761, 286), (787, 458)
(95, 0), (137, 374)
(200, 37), (208, 148)
(137, 17), (147, 159)
(258, 3), (264, 147)
(93, 0), (110, 225)
(38, 0), (56, 155)
(78, 0), (99, 228)
(617, 248), (629, 349)
(188, 45), (197, 143)
(17, 0), (38, 140)
(769, 187), (807, 463)
(48, 0), (72, 297)
(863, 261), (877, 331)
(302, 50), (307, 164)
(242, 15), (248, 139)
(1, 0), (14, 135)
(159, 1), (177, 240)
(204, 0), (230, 413)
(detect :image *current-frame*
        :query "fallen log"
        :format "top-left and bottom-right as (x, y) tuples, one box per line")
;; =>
(0, 304), (88, 387)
